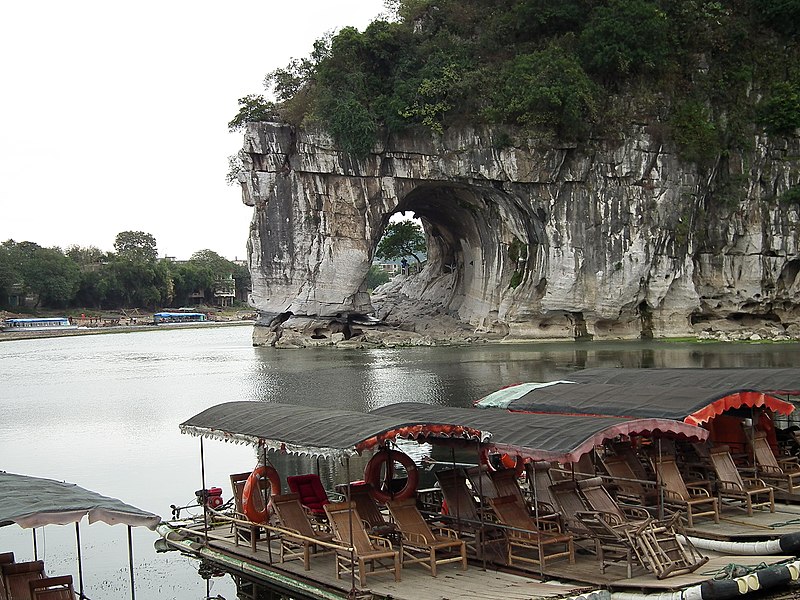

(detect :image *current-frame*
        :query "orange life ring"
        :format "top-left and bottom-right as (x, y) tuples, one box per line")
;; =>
(481, 448), (525, 478)
(242, 465), (280, 523)
(364, 449), (419, 503)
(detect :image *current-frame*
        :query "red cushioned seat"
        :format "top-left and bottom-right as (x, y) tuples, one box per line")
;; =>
(286, 474), (329, 516)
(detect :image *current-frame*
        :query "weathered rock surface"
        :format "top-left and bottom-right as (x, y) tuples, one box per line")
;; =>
(239, 122), (800, 348)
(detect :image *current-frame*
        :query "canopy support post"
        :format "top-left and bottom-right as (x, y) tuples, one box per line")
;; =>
(346, 456), (356, 595)
(32, 528), (38, 561)
(200, 437), (209, 543)
(75, 521), (85, 600)
(128, 525), (136, 600)
(657, 438), (665, 521)
(477, 445), (487, 571)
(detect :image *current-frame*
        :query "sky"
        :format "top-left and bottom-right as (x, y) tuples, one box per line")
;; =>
(0, 1), (388, 261)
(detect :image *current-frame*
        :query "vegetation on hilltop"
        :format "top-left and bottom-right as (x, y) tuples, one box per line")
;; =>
(229, 0), (800, 171)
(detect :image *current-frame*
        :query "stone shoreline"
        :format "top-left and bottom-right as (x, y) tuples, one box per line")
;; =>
(0, 320), (253, 342)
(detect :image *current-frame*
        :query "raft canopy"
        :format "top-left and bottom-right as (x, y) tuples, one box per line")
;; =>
(0, 472), (161, 530)
(566, 367), (800, 396)
(182, 401), (708, 463)
(180, 401), (491, 460)
(370, 403), (708, 463)
(475, 381), (794, 426)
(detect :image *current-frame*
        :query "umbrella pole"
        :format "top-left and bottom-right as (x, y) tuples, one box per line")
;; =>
(128, 525), (136, 600)
(75, 521), (85, 599)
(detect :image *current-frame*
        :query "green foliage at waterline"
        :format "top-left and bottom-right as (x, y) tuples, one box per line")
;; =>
(0, 236), (250, 311)
(230, 0), (799, 173)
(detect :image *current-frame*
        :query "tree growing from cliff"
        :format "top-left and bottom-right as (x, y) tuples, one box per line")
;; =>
(376, 220), (426, 264)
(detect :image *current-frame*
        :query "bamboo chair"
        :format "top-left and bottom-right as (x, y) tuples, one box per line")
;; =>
(578, 477), (652, 526)
(29, 575), (75, 600)
(549, 479), (593, 538)
(575, 511), (642, 578)
(709, 446), (775, 515)
(386, 498), (467, 576)
(1, 560), (45, 600)
(653, 457), (719, 527)
(323, 501), (400, 587)
(600, 455), (659, 506)
(488, 495), (575, 569)
(629, 519), (708, 580)
(347, 483), (398, 537)
(435, 467), (505, 558)
(0, 554), (11, 600)
(272, 493), (335, 570)
(750, 431), (800, 494)
(230, 471), (264, 549)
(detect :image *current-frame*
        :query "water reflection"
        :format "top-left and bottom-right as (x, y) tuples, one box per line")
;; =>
(4, 328), (800, 599)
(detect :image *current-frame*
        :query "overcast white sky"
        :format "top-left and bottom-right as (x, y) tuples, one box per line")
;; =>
(0, 1), (387, 260)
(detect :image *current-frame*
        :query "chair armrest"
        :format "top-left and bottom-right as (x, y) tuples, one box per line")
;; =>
(685, 485), (711, 498)
(431, 526), (459, 539)
(401, 530), (430, 546)
(757, 465), (785, 476)
(368, 534), (394, 550)
(620, 504), (651, 520)
(717, 479), (745, 492)
(742, 477), (770, 489)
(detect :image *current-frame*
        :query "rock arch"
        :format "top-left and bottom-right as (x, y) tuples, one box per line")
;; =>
(238, 123), (800, 347)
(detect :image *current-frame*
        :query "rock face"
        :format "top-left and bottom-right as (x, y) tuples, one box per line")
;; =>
(239, 122), (800, 347)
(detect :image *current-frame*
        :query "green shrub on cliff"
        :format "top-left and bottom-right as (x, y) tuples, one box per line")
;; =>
(231, 0), (799, 162)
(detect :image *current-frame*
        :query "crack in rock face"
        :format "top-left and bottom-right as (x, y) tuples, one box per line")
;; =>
(240, 122), (800, 348)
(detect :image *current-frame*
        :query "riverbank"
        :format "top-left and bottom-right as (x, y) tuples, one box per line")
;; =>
(0, 319), (253, 342)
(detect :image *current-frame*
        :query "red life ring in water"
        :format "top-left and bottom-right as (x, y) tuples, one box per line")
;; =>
(242, 465), (280, 523)
(364, 449), (419, 503)
(480, 449), (525, 478)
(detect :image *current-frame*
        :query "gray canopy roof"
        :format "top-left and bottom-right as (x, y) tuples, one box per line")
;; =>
(474, 381), (793, 425)
(566, 368), (800, 395)
(0, 472), (161, 530)
(370, 403), (707, 462)
(181, 401), (707, 463)
(180, 401), (491, 459)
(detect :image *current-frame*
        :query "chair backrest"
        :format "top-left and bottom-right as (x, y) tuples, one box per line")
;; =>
(709, 446), (745, 488)
(466, 465), (497, 499)
(578, 477), (626, 522)
(752, 432), (781, 470)
(2, 560), (45, 600)
(435, 468), (480, 521)
(490, 469), (526, 505)
(526, 462), (557, 507)
(272, 493), (317, 538)
(324, 502), (374, 554)
(287, 474), (329, 513)
(29, 575), (74, 600)
(387, 498), (435, 543)
(550, 480), (590, 534)
(230, 471), (265, 515)
(489, 495), (535, 531)
(601, 455), (648, 500)
(655, 457), (690, 500)
(348, 483), (388, 529)
(611, 444), (650, 480)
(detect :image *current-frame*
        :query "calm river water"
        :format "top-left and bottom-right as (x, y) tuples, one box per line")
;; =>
(4, 326), (800, 599)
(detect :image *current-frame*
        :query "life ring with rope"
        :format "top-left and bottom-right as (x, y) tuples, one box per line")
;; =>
(364, 448), (419, 503)
(242, 465), (280, 523)
(480, 448), (526, 478)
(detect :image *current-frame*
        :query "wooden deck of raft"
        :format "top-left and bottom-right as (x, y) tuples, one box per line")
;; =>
(164, 519), (796, 599)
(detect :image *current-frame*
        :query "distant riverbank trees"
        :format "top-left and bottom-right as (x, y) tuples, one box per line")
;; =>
(0, 232), (250, 311)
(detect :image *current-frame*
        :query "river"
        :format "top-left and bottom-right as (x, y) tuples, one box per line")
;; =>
(3, 327), (800, 599)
